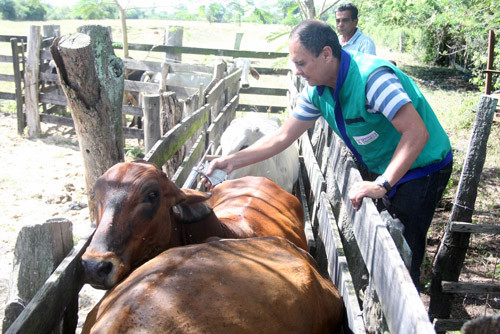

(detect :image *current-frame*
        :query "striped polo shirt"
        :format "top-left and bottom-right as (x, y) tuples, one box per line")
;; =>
(294, 67), (411, 122)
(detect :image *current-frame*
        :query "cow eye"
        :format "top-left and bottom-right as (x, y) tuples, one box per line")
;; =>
(144, 191), (159, 204)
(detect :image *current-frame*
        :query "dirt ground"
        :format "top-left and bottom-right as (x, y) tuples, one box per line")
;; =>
(0, 111), (105, 333)
(0, 101), (498, 332)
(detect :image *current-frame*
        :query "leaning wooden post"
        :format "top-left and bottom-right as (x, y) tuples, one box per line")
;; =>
(50, 25), (124, 223)
(164, 26), (183, 62)
(429, 95), (497, 322)
(24, 25), (41, 137)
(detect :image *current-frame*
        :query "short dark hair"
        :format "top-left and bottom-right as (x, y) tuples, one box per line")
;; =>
(289, 19), (342, 60)
(336, 3), (358, 20)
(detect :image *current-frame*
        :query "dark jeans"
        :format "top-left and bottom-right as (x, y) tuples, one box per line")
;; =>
(377, 161), (453, 290)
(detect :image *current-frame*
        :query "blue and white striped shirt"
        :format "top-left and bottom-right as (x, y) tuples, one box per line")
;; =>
(293, 67), (411, 122)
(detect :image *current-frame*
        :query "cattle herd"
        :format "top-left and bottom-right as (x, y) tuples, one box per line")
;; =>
(80, 118), (344, 332)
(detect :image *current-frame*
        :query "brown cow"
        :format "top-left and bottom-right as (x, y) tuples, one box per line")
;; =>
(82, 236), (344, 334)
(82, 160), (308, 289)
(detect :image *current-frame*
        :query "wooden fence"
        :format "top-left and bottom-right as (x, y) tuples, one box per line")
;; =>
(0, 24), (290, 144)
(0, 35), (26, 134)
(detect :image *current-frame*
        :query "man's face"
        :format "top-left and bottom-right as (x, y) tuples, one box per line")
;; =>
(289, 36), (330, 87)
(336, 10), (357, 37)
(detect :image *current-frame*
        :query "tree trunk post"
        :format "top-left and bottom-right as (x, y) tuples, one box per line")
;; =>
(429, 95), (497, 322)
(2, 219), (73, 333)
(50, 25), (125, 223)
(25, 25), (41, 138)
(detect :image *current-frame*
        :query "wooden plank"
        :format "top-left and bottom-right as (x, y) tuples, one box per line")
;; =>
(39, 71), (59, 83)
(0, 92), (15, 100)
(0, 35), (27, 43)
(239, 87), (288, 96)
(122, 126), (143, 139)
(206, 79), (224, 107)
(450, 221), (500, 234)
(441, 281), (500, 295)
(296, 162), (316, 253)
(122, 104), (143, 117)
(124, 79), (158, 93)
(144, 104), (210, 167)
(123, 58), (213, 74)
(206, 95), (238, 148)
(166, 73), (212, 89)
(40, 114), (73, 127)
(433, 318), (466, 332)
(320, 133), (435, 333)
(237, 104), (287, 114)
(0, 54), (13, 62)
(0, 73), (15, 81)
(172, 134), (206, 187)
(124, 43), (289, 59)
(224, 67), (242, 88)
(39, 91), (67, 105)
(253, 67), (290, 76)
(318, 193), (365, 334)
(4, 230), (94, 334)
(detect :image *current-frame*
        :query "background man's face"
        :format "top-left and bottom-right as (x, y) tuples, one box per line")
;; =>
(336, 10), (358, 37)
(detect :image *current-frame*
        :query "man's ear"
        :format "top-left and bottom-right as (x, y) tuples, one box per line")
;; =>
(322, 46), (333, 62)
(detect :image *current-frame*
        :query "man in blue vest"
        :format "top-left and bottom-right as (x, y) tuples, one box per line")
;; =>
(336, 3), (376, 55)
(207, 19), (453, 290)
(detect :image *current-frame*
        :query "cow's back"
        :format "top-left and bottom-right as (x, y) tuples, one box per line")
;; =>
(207, 176), (307, 251)
(83, 237), (343, 334)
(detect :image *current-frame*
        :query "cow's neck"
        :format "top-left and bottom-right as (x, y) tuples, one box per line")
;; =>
(170, 203), (230, 246)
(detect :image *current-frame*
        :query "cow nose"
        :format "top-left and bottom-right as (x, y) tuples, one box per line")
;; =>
(82, 259), (114, 288)
(241, 83), (249, 89)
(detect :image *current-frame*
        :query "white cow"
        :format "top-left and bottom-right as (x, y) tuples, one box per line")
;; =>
(220, 113), (299, 193)
(229, 58), (260, 89)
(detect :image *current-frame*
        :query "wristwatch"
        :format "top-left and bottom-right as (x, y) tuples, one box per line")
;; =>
(375, 175), (392, 193)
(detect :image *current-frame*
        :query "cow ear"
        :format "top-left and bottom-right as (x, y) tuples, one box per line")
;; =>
(180, 188), (212, 204)
(250, 67), (260, 80)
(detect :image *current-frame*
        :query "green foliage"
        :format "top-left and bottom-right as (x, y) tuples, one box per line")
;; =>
(125, 146), (144, 159)
(1, 0), (46, 20)
(0, 0), (17, 20)
(71, 0), (118, 20)
(360, 0), (500, 90)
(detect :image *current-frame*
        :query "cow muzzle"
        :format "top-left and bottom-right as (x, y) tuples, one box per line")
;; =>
(81, 254), (127, 289)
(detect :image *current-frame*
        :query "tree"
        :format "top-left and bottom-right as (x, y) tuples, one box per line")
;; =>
(0, 0), (17, 20)
(72, 0), (117, 20)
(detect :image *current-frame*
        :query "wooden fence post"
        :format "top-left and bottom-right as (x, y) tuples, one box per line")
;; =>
(43, 24), (61, 39)
(485, 30), (495, 95)
(10, 38), (25, 135)
(429, 95), (497, 323)
(143, 93), (161, 153)
(25, 25), (41, 137)
(234, 32), (243, 50)
(2, 219), (73, 334)
(164, 26), (183, 62)
(159, 91), (183, 178)
(50, 25), (124, 223)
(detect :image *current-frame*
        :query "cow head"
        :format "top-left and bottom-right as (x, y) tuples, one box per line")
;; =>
(81, 160), (211, 289)
(230, 58), (260, 89)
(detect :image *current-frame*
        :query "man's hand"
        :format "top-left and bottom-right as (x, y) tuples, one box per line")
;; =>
(348, 181), (387, 210)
